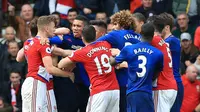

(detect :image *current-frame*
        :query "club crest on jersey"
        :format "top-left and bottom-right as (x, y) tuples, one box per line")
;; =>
(46, 47), (51, 54)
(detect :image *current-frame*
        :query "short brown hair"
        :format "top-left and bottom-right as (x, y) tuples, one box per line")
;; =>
(153, 13), (174, 32)
(110, 10), (136, 30)
(37, 15), (57, 30)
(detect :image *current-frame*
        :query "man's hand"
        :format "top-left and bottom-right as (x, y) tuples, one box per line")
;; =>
(185, 60), (192, 67)
(8, 3), (15, 12)
(110, 48), (120, 57)
(40, 38), (50, 45)
(83, 8), (92, 14)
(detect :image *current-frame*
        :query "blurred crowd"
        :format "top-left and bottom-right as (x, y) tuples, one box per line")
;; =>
(0, 0), (200, 112)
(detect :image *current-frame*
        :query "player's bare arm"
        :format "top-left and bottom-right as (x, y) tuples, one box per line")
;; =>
(43, 56), (74, 77)
(58, 57), (76, 70)
(16, 48), (25, 62)
(110, 48), (120, 57)
(110, 56), (118, 66)
(194, 103), (200, 112)
(54, 27), (70, 35)
(52, 46), (74, 57)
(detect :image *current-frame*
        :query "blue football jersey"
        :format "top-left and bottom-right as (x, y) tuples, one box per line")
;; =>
(96, 30), (141, 86)
(50, 33), (90, 86)
(165, 35), (182, 82)
(115, 42), (164, 95)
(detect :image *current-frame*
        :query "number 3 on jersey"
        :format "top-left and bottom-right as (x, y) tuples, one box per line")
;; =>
(94, 54), (112, 75)
(137, 55), (147, 77)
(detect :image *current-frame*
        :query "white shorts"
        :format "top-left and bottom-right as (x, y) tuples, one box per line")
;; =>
(21, 77), (57, 112)
(153, 89), (177, 112)
(86, 90), (120, 112)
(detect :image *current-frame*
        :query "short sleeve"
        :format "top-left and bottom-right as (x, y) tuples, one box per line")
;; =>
(96, 31), (118, 47)
(115, 46), (129, 63)
(38, 45), (52, 58)
(68, 49), (84, 63)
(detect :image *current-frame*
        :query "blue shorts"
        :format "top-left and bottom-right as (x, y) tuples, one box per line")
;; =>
(127, 91), (154, 112)
(170, 81), (184, 112)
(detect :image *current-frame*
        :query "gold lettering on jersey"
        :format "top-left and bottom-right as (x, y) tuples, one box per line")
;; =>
(87, 46), (108, 57)
(134, 48), (153, 54)
(158, 39), (165, 46)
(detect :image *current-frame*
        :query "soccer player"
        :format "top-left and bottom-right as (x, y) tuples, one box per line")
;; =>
(21, 16), (73, 112)
(110, 23), (164, 112)
(90, 20), (107, 39)
(153, 13), (183, 112)
(148, 16), (178, 112)
(58, 25), (120, 112)
(96, 10), (141, 112)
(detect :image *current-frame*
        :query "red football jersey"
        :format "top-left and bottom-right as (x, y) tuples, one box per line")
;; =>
(68, 41), (119, 95)
(24, 37), (53, 83)
(151, 36), (177, 90)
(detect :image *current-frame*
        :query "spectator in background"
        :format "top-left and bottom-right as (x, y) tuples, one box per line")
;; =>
(60, 8), (79, 29)
(134, 0), (156, 19)
(90, 20), (107, 39)
(2, 69), (23, 112)
(194, 26), (200, 49)
(85, 0), (130, 17)
(130, 0), (142, 13)
(132, 13), (146, 34)
(0, 96), (13, 112)
(181, 65), (200, 112)
(95, 12), (107, 23)
(181, 33), (199, 74)
(0, 26), (22, 49)
(51, 12), (61, 27)
(172, 12), (197, 40)
(8, 4), (34, 42)
(2, 41), (27, 81)
(152, 0), (173, 15)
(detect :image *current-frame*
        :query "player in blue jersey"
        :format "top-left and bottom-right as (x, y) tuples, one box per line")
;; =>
(96, 10), (141, 112)
(153, 13), (183, 112)
(47, 15), (90, 112)
(110, 23), (164, 112)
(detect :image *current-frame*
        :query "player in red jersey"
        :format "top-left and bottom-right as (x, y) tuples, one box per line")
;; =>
(58, 26), (120, 112)
(147, 17), (178, 112)
(21, 16), (73, 112)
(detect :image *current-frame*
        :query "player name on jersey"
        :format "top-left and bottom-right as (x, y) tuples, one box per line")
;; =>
(134, 48), (154, 55)
(124, 34), (141, 41)
(87, 46), (109, 57)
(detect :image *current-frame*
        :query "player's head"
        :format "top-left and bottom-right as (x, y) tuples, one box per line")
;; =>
(28, 17), (38, 37)
(132, 13), (146, 33)
(90, 20), (107, 39)
(146, 15), (157, 24)
(37, 15), (56, 37)
(67, 8), (79, 24)
(140, 22), (155, 42)
(82, 25), (96, 44)
(153, 13), (174, 38)
(72, 15), (89, 38)
(186, 65), (198, 82)
(110, 10), (136, 30)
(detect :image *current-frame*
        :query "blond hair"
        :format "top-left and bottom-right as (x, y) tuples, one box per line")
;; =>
(37, 15), (56, 30)
(110, 10), (136, 30)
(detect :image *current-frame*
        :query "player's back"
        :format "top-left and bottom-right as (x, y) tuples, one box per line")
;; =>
(74, 41), (119, 95)
(151, 36), (177, 90)
(165, 35), (182, 83)
(24, 37), (52, 83)
(116, 42), (163, 95)
(96, 30), (141, 86)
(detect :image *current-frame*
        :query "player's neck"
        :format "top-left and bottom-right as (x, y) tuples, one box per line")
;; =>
(36, 31), (48, 39)
(154, 32), (161, 37)
(164, 32), (172, 40)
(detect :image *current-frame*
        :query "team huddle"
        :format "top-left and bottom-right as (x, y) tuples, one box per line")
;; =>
(17, 10), (182, 112)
